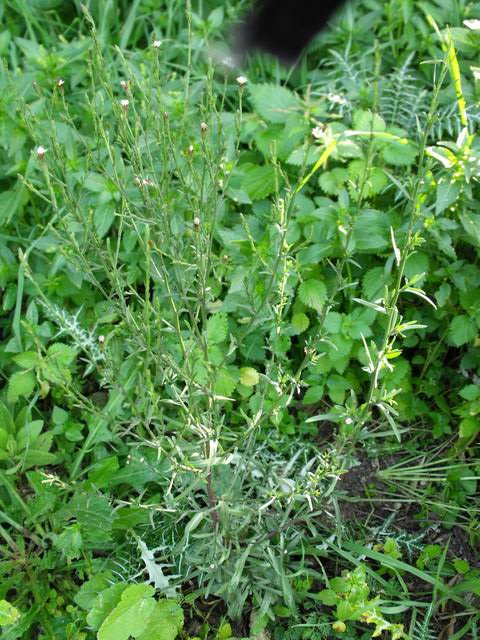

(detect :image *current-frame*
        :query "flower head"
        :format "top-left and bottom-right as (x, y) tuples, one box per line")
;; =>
(236, 75), (248, 87)
(120, 99), (129, 111)
(36, 146), (47, 159)
(153, 40), (162, 49)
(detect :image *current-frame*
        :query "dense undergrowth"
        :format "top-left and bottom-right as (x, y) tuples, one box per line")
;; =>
(0, 0), (479, 638)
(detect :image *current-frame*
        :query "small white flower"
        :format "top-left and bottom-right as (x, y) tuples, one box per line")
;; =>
(311, 126), (324, 140)
(188, 144), (194, 154)
(98, 335), (105, 344)
(36, 146), (47, 159)
(200, 121), (208, 132)
(120, 80), (129, 92)
(193, 216), (201, 227)
(56, 78), (65, 88)
(236, 75), (247, 87)
(120, 99), (129, 110)
(153, 39), (162, 48)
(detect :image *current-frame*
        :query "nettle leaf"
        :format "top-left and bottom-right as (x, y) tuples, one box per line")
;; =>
(291, 312), (310, 334)
(207, 313), (228, 345)
(353, 209), (390, 251)
(238, 164), (277, 200)
(352, 110), (386, 132)
(239, 367), (260, 387)
(136, 600), (184, 640)
(302, 385), (324, 405)
(7, 370), (36, 404)
(319, 168), (349, 195)
(46, 343), (78, 366)
(448, 315), (477, 346)
(382, 139), (417, 166)
(213, 366), (238, 397)
(298, 279), (327, 313)
(97, 584), (156, 640)
(12, 351), (39, 369)
(348, 160), (388, 197)
(249, 84), (301, 123)
(459, 384), (480, 401)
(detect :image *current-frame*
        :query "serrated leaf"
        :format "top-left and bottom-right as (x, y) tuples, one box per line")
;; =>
(239, 367), (259, 387)
(352, 110), (386, 132)
(303, 385), (324, 405)
(298, 279), (327, 313)
(213, 366), (238, 397)
(12, 351), (39, 369)
(46, 342), (77, 366)
(98, 584), (156, 640)
(291, 312), (310, 334)
(382, 139), (417, 166)
(7, 370), (36, 404)
(238, 164), (276, 200)
(207, 313), (228, 345)
(448, 315), (477, 346)
(459, 384), (480, 401)
(249, 84), (301, 123)
(318, 168), (348, 195)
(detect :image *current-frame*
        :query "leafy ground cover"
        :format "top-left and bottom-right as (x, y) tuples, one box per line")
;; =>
(0, 0), (479, 638)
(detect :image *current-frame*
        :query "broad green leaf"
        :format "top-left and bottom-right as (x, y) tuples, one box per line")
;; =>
(249, 84), (301, 123)
(87, 583), (129, 630)
(459, 211), (480, 246)
(0, 600), (20, 626)
(7, 370), (36, 404)
(213, 366), (238, 397)
(16, 420), (44, 450)
(316, 589), (338, 606)
(12, 352), (39, 369)
(239, 164), (276, 200)
(302, 385), (324, 405)
(436, 180), (461, 215)
(98, 584), (156, 640)
(239, 367), (259, 387)
(74, 573), (115, 610)
(382, 139), (417, 166)
(448, 315), (477, 346)
(459, 417), (479, 439)
(319, 168), (348, 195)
(291, 312), (310, 334)
(46, 343), (77, 366)
(298, 279), (327, 313)
(352, 110), (386, 132)
(207, 313), (228, 345)
(136, 600), (184, 640)
(0, 403), (15, 434)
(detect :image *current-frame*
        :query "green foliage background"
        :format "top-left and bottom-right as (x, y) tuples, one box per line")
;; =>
(0, 0), (479, 638)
